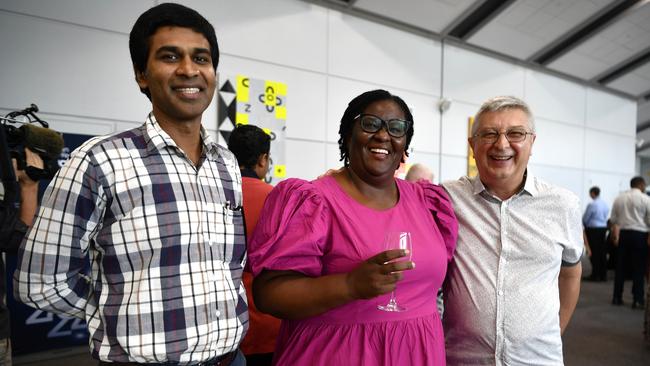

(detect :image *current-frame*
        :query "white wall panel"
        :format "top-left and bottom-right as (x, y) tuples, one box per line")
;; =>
(524, 70), (586, 126)
(585, 88), (637, 136)
(0, 1), (150, 33)
(326, 77), (384, 143)
(440, 155), (468, 183)
(0, 12), (147, 122)
(37, 114), (114, 137)
(325, 77), (440, 152)
(325, 143), (343, 171)
(530, 119), (584, 169)
(584, 129), (635, 174)
(219, 55), (327, 141)
(529, 164), (583, 198)
(440, 101), (477, 157)
(286, 139), (326, 180)
(328, 12), (441, 94)
(182, 0), (328, 73)
(401, 92), (440, 154)
(443, 45), (525, 105)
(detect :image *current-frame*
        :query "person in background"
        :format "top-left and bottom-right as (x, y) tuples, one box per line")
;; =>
(248, 89), (457, 365)
(0, 148), (43, 366)
(228, 124), (279, 366)
(583, 186), (610, 281)
(405, 163), (434, 183)
(610, 176), (650, 309)
(14, 4), (247, 364)
(442, 96), (583, 365)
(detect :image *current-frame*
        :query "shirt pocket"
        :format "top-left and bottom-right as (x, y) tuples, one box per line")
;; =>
(206, 202), (246, 267)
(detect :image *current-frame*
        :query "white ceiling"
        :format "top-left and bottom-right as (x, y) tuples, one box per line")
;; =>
(468, 0), (615, 60)
(548, 2), (650, 80)
(354, 0), (479, 33)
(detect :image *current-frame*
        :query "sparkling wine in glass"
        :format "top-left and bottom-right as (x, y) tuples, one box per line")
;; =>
(377, 231), (412, 312)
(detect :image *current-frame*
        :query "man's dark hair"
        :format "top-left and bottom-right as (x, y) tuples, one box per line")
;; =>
(589, 186), (600, 197)
(630, 176), (646, 189)
(228, 124), (271, 170)
(338, 89), (414, 166)
(129, 3), (219, 99)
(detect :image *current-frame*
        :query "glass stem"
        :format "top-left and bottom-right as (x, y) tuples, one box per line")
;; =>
(388, 290), (397, 306)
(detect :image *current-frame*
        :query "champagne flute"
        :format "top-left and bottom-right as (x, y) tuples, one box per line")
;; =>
(377, 231), (412, 312)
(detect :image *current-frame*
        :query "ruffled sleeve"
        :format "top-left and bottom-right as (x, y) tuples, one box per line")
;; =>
(416, 181), (458, 262)
(248, 178), (329, 277)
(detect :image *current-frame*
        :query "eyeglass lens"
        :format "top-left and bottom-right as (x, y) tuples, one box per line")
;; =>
(477, 128), (529, 143)
(360, 115), (408, 137)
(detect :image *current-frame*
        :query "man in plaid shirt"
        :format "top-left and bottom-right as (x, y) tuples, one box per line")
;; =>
(13, 4), (247, 365)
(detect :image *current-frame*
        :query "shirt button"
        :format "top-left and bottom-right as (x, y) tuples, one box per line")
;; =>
(498, 290), (503, 296)
(215, 310), (221, 317)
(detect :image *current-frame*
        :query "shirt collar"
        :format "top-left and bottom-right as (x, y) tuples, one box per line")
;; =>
(470, 169), (536, 199)
(144, 113), (220, 158)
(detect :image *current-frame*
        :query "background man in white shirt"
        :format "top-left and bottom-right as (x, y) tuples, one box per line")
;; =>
(610, 176), (650, 309)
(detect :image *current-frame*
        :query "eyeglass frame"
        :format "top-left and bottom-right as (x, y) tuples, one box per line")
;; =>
(472, 127), (535, 144)
(353, 113), (412, 138)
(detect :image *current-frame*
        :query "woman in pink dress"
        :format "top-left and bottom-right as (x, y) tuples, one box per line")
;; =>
(248, 89), (458, 365)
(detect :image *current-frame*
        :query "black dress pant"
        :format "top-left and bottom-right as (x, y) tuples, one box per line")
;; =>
(613, 230), (649, 304)
(585, 227), (608, 280)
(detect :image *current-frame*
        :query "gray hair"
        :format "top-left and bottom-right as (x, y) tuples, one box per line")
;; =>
(471, 96), (535, 136)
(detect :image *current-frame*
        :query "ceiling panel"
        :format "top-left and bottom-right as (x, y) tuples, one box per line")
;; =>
(467, 0), (615, 60)
(354, 0), (478, 33)
(606, 60), (650, 95)
(548, 2), (650, 80)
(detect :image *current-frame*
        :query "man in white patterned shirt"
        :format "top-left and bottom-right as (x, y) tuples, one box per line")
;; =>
(14, 4), (247, 365)
(442, 96), (583, 365)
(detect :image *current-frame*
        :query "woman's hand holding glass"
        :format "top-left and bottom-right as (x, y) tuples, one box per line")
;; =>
(344, 246), (414, 301)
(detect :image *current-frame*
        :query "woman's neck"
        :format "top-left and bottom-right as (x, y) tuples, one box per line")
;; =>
(332, 167), (398, 210)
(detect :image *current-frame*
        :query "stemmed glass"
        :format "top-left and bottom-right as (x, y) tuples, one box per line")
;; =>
(377, 231), (412, 312)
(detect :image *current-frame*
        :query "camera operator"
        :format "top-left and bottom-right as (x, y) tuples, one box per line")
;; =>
(0, 147), (43, 366)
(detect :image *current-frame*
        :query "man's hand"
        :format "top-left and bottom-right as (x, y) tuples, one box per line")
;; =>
(13, 147), (44, 226)
(610, 224), (620, 246)
(13, 147), (44, 186)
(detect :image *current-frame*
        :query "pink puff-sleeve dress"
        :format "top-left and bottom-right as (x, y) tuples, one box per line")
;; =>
(248, 175), (458, 366)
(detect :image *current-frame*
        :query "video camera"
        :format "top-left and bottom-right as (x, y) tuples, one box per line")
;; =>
(1, 104), (64, 203)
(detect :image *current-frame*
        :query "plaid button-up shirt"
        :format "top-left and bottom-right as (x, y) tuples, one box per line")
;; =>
(14, 114), (247, 364)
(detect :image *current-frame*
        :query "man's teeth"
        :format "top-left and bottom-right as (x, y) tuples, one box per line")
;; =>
(370, 148), (389, 154)
(176, 87), (200, 93)
(492, 156), (511, 160)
